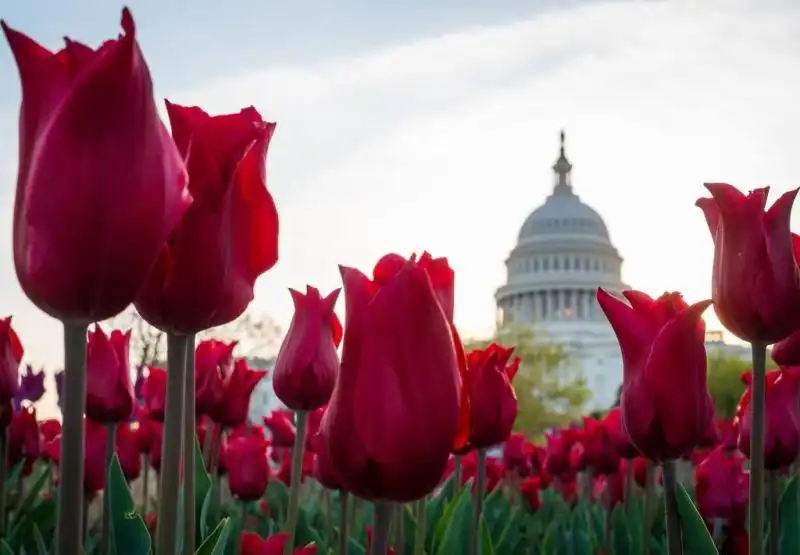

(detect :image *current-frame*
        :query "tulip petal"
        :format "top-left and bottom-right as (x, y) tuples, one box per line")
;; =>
(695, 197), (720, 239)
(597, 289), (652, 380)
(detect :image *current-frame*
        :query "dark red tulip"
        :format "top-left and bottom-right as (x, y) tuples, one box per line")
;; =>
(147, 420), (164, 472)
(632, 457), (650, 488)
(598, 289), (714, 461)
(737, 367), (800, 469)
(581, 416), (621, 475)
(519, 477), (542, 512)
(604, 407), (638, 459)
(2, 9), (191, 323)
(7, 405), (40, 476)
(240, 531), (317, 555)
(48, 418), (108, 495)
(273, 286), (342, 411)
(39, 419), (61, 442)
(263, 410), (296, 448)
(465, 343), (519, 450)
(320, 255), (462, 502)
(86, 326), (134, 423)
(135, 103), (278, 334)
(115, 422), (142, 482)
(210, 359), (266, 428)
(502, 433), (533, 476)
(133, 407), (157, 455)
(544, 428), (580, 480)
(142, 367), (167, 422)
(0, 316), (22, 406)
(309, 432), (341, 490)
(772, 329), (800, 366)
(224, 436), (270, 501)
(696, 183), (800, 343)
(13, 364), (44, 408)
(304, 406), (326, 453)
(695, 446), (748, 523)
(194, 339), (236, 415)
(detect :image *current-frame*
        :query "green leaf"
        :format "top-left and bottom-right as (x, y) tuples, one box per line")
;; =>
(674, 483), (719, 555)
(31, 524), (48, 555)
(10, 463), (50, 528)
(3, 460), (24, 490)
(434, 484), (473, 555)
(611, 504), (631, 555)
(200, 487), (215, 539)
(194, 436), (213, 544)
(264, 480), (290, 525)
(107, 454), (151, 555)
(0, 540), (14, 555)
(780, 474), (800, 555)
(478, 517), (493, 555)
(195, 517), (231, 555)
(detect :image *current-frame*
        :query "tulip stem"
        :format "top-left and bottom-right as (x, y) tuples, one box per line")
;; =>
(453, 455), (463, 487)
(183, 333), (197, 555)
(768, 470), (780, 555)
(155, 333), (189, 555)
(371, 501), (393, 555)
(324, 487), (333, 548)
(283, 409), (308, 555)
(338, 492), (349, 555)
(642, 462), (653, 555)
(749, 340), (767, 555)
(624, 459), (634, 508)
(469, 449), (487, 555)
(140, 455), (149, 513)
(57, 321), (89, 555)
(394, 503), (405, 553)
(102, 423), (117, 555)
(662, 460), (682, 555)
(413, 497), (427, 555)
(0, 429), (7, 537)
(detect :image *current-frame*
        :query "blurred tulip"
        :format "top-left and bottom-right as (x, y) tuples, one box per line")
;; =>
(86, 326), (134, 423)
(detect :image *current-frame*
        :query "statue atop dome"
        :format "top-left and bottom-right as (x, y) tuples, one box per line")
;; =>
(553, 129), (573, 193)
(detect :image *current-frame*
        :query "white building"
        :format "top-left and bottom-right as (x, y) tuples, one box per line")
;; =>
(246, 356), (281, 422)
(495, 132), (627, 409)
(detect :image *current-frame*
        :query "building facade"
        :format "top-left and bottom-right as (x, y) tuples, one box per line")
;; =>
(495, 132), (628, 408)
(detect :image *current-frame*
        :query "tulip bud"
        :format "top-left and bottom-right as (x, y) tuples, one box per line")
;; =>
(85, 326), (135, 423)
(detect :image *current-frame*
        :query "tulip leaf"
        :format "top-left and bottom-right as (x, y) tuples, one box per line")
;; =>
(194, 436), (212, 540)
(107, 454), (151, 555)
(31, 524), (48, 555)
(0, 540), (13, 555)
(200, 486), (215, 539)
(674, 482), (719, 555)
(478, 516), (493, 555)
(435, 484), (474, 555)
(611, 504), (631, 555)
(780, 474), (800, 555)
(3, 460), (24, 491)
(195, 517), (231, 555)
(265, 480), (290, 525)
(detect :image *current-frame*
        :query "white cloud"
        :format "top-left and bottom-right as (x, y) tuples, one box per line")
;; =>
(1, 0), (799, 404)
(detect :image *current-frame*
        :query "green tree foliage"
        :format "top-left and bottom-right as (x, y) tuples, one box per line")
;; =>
(706, 351), (776, 418)
(464, 325), (591, 439)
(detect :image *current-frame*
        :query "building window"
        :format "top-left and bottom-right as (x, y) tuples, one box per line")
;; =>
(553, 257), (560, 271)
(593, 259), (600, 271)
(583, 258), (590, 271)
(564, 257), (571, 271)
(533, 258), (539, 271)
(524, 259), (530, 272)
(543, 257), (549, 271)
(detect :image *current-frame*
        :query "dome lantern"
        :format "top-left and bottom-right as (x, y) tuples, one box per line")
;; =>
(552, 129), (573, 194)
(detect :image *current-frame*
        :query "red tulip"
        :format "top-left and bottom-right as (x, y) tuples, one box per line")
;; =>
(86, 326), (134, 423)
(604, 407), (638, 459)
(543, 428), (580, 480)
(304, 406), (326, 454)
(632, 457), (651, 488)
(737, 367), (800, 469)
(2, 9), (191, 323)
(240, 531), (317, 555)
(263, 410), (296, 448)
(148, 420), (164, 472)
(273, 287), (342, 411)
(502, 433), (534, 476)
(519, 477), (542, 512)
(142, 367), (167, 422)
(116, 422), (142, 482)
(194, 339), (236, 415)
(465, 343), (519, 450)
(598, 289), (713, 461)
(696, 183), (800, 343)
(772, 329), (800, 366)
(695, 446), (748, 523)
(39, 419), (61, 442)
(224, 436), (270, 501)
(309, 433), (341, 490)
(210, 359), (266, 428)
(581, 415), (621, 475)
(0, 316), (22, 406)
(135, 103), (278, 334)
(48, 418), (108, 495)
(319, 255), (462, 502)
(7, 405), (40, 476)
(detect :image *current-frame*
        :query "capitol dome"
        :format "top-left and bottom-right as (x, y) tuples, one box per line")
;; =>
(494, 131), (627, 408)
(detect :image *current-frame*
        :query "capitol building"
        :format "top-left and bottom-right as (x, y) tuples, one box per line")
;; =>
(494, 132), (626, 408)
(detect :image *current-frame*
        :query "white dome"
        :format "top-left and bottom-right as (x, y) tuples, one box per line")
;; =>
(517, 189), (611, 244)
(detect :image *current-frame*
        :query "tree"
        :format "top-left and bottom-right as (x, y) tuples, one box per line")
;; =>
(464, 325), (591, 440)
(705, 352), (776, 418)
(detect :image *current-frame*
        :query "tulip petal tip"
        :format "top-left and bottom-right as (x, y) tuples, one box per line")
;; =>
(121, 7), (135, 35)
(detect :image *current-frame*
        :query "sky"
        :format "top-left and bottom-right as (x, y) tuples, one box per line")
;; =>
(1, 0), (800, 400)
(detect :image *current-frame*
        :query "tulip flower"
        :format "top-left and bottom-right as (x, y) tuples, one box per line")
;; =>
(263, 410), (297, 448)
(210, 359), (267, 428)
(543, 428), (580, 480)
(86, 326), (134, 423)
(696, 183), (800, 344)
(2, 9), (191, 323)
(240, 532), (317, 555)
(13, 364), (44, 409)
(695, 446), (748, 525)
(224, 436), (270, 501)
(0, 317), (22, 407)
(502, 433), (534, 477)
(597, 289), (713, 461)
(135, 103), (279, 334)
(7, 405), (41, 476)
(737, 367), (800, 469)
(519, 477), (542, 512)
(319, 255), (462, 503)
(142, 367), (167, 422)
(604, 407), (638, 459)
(273, 287), (342, 411)
(194, 340), (236, 415)
(465, 343), (519, 450)
(581, 416), (622, 475)
(771, 329), (800, 366)
(47, 418), (108, 495)
(116, 423), (143, 482)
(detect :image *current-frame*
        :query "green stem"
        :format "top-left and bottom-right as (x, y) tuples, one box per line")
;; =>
(283, 410), (308, 555)
(155, 333), (189, 555)
(768, 470), (779, 555)
(338, 492), (349, 555)
(469, 449), (486, 555)
(183, 333), (197, 555)
(0, 429), (7, 537)
(749, 341), (767, 555)
(371, 501), (394, 555)
(140, 455), (149, 514)
(394, 503), (405, 554)
(662, 460), (682, 555)
(103, 423), (117, 555)
(413, 497), (427, 555)
(235, 500), (247, 555)
(643, 461), (653, 555)
(210, 428), (222, 524)
(56, 321), (89, 555)
(324, 487), (333, 549)
(624, 458), (634, 508)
